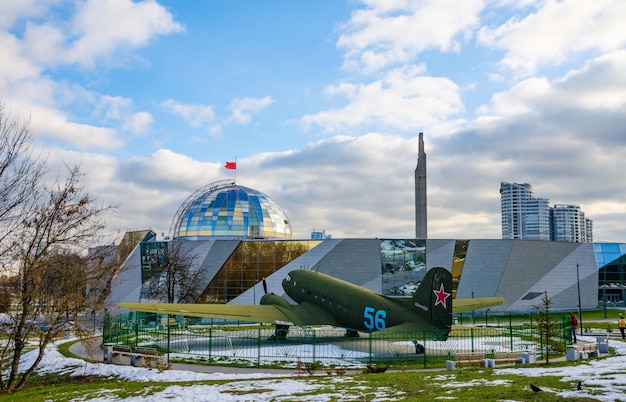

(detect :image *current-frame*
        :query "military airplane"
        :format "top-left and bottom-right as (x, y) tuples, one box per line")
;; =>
(119, 267), (503, 340)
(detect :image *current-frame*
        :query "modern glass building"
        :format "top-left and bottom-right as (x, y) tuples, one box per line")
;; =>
(109, 235), (626, 312)
(106, 181), (622, 313)
(596, 243), (626, 306)
(169, 180), (292, 240)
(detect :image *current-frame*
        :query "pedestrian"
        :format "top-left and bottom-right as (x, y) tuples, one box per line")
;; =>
(570, 313), (578, 343)
(618, 314), (626, 340)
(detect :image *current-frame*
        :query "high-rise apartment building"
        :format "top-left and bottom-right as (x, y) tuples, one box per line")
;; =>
(500, 182), (551, 240)
(551, 204), (594, 243)
(523, 198), (551, 240)
(500, 182), (593, 242)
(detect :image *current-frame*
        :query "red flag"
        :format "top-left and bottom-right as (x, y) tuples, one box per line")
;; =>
(225, 161), (237, 170)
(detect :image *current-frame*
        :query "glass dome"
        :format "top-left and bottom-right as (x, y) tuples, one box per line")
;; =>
(170, 180), (292, 239)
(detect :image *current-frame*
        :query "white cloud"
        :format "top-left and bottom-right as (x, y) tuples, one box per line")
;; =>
(28, 104), (124, 150)
(117, 149), (220, 189)
(161, 99), (215, 128)
(0, 0), (48, 29)
(13, 0), (184, 69)
(554, 50), (626, 111)
(0, 31), (41, 89)
(478, 0), (626, 76)
(98, 95), (133, 120)
(67, 0), (185, 68)
(300, 66), (464, 132)
(482, 51), (626, 121)
(339, 0), (485, 73)
(123, 111), (154, 135)
(228, 96), (274, 125)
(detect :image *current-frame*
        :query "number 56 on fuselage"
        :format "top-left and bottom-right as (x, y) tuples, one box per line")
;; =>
(119, 267), (504, 340)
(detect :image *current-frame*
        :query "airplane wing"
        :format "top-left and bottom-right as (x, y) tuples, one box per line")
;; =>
(452, 297), (505, 314)
(118, 301), (342, 327)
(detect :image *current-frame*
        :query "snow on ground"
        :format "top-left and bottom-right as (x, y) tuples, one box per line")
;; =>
(496, 336), (626, 401)
(11, 336), (626, 401)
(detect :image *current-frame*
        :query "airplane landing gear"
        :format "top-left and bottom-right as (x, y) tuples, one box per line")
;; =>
(344, 329), (360, 337)
(268, 324), (290, 341)
(412, 340), (424, 354)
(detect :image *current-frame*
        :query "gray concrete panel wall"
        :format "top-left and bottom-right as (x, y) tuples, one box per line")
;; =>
(508, 243), (597, 311)
(426, 239), (455, 270)
(106, 244), (144, 311)
(496, 241), (579, 310)
(550, 271), (599, 313)
(456, 240), (513, 300)
(315, 239), (382, 290)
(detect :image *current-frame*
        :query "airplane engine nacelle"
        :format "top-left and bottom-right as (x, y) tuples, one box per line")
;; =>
(260, 293), (291, 309)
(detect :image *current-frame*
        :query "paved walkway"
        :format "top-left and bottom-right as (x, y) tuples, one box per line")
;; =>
(68, 337), (304, 375)
(70, 322), (626, 376)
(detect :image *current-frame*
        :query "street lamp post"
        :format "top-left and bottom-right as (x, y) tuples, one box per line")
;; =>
(576, 263), (583, 336)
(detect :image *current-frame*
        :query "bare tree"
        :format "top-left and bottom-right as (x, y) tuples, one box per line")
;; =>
(0, 275), (17, 313)
(143, 241), (204, 303)
(0, 103), (45, 260)
(0, 105), (117, 393)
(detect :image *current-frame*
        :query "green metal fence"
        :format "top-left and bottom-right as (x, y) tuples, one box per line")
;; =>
(103, 312), (572, 368)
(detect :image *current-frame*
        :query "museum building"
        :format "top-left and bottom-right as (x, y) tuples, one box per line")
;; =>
(107, 181), (626, 314)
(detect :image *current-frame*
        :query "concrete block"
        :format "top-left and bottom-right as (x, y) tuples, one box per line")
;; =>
(566, 349), (579, 361)
(521, 352), (536, 364)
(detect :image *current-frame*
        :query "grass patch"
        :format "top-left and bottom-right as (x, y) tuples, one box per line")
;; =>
(0, 365), (604, 401)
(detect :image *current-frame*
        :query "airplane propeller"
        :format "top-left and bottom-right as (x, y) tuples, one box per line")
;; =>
(262, 277), (268, 294)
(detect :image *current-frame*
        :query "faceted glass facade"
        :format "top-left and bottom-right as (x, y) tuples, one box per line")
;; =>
(171, 182), (292, 239)
(381, 239), (426, 296)
(199, 240), (321, 303)
(595, 243), (626, 306)
(451, 240), (469, 298)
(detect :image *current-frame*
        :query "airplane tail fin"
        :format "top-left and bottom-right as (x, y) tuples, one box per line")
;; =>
(411, 267), (453, 329)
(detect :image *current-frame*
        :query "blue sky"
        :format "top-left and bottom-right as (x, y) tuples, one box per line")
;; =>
(2, 0), (626, 242)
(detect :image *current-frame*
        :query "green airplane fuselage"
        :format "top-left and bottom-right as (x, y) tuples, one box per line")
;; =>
(279, 270), (449, 332)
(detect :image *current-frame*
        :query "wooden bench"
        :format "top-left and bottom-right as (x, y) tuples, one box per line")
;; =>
(448, 353), (485, 369)
(483, 352), (523, 368)
(132, 347), (160, 367)
(106, 345), (132, 364)
(160, 317), (178, 329)
(105, 345), (161, 366)
(581, 343), (598, 358)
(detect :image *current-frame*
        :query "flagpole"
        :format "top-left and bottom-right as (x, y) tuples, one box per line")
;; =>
(234, 156), (237, 184)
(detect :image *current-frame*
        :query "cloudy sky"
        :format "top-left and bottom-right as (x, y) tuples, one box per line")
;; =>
(2, 0), (625, 242)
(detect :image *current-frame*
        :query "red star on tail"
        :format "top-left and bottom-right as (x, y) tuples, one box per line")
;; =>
(433, 283), (451, 308)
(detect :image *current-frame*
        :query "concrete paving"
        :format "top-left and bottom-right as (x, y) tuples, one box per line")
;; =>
(69, 326), (626, 376)
(68, 336), (302, 375)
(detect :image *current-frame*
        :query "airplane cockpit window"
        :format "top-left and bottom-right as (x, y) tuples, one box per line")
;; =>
(286, 275), (291, 282)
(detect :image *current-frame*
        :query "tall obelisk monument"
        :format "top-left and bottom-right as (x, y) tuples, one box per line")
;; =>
(415, 132), (427, 238)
